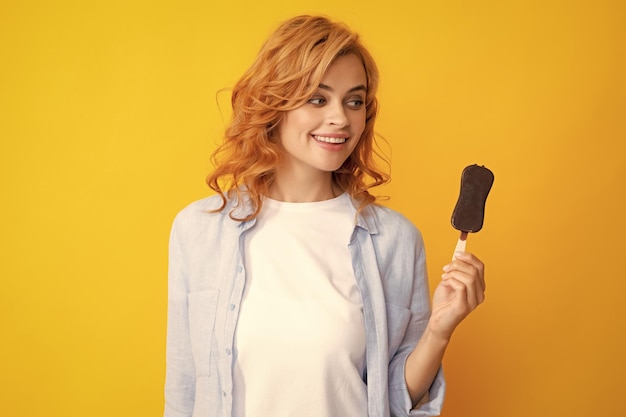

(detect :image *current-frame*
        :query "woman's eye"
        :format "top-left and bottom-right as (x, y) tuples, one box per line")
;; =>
(308, 97), (326, 105)
(347, 99), (364, 108)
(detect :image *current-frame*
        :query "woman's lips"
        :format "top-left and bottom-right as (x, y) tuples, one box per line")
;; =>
(312, 134), (348, 144)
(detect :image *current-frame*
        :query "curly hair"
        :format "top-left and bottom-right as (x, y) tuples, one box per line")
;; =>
(207, 15), (390, 221)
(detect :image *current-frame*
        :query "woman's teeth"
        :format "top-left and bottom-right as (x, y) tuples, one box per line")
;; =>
(313, 135), (347, 144)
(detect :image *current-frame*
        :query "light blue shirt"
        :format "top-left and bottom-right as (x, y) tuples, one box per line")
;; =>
(164, 193), (445, 417)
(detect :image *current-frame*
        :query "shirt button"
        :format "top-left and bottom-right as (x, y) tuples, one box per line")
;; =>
(223, 391), (227, 398)
(237, 265), (243, 273)
(225, 348), (231, 355)
(229, 304), (236, 311)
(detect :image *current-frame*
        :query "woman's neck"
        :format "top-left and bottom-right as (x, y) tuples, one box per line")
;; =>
(267, 171), (340, 203)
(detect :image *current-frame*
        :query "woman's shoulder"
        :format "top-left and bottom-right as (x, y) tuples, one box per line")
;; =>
(171, 193), (242, 232)
(359, 203), (425, 254)
(364, 203), (421, 235)
(169, 194), (246, 261)
(360, 203), (426, 269)
(176, 194), (227, 216)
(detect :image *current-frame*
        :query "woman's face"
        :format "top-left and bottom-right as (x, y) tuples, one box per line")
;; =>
(275, 53), (367, 179)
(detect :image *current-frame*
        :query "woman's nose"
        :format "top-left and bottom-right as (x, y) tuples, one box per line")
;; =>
(326, 102), (349, 127)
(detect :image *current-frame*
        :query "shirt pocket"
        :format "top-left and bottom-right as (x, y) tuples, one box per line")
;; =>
(188, 289), (220, 377)
(386, 303), (412, 358)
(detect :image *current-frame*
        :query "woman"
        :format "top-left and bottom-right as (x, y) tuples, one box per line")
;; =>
(164, 15), (485, 417)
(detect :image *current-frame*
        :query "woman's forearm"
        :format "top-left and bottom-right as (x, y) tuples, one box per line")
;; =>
(404, 325), (450, 406)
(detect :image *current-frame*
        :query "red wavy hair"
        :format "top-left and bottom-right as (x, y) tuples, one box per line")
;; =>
(207, 15), (390, 221)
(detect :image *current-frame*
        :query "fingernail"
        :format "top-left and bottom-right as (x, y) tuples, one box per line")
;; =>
(454, 251), (464, 258)
(442, 264), (450, 271)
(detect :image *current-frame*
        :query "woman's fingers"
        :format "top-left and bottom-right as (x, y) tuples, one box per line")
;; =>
(445, 252), (485, 289)
(442, 252), (486, 309)
(441, 276), (482, 311)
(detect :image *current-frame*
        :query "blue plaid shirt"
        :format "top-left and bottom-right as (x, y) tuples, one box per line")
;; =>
(164, 193), (445, 417)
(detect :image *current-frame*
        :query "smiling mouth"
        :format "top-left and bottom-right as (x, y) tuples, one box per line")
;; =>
(313, 135), (348, 144)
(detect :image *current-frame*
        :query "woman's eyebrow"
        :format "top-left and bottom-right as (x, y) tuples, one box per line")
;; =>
(318, 83), (366, 93)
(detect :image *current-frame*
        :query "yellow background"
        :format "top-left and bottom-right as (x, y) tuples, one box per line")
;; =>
(1, 0), (624, 416)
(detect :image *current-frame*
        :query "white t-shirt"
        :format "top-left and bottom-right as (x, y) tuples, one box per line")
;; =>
(232, 193), (367, 417)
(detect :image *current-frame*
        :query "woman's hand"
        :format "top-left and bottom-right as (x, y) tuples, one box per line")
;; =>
(428, 251), (486, 342)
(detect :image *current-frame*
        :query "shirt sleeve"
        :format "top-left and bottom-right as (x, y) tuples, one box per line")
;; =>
(164, 214), (195, 417)
(387, 226), (446, 417)
(389, 357), (445, 416)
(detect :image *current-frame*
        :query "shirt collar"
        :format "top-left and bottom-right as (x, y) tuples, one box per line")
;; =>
(229, 189), (380, 235)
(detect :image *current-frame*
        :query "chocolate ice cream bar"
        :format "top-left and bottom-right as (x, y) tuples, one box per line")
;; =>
(452, 164), (494, 233)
